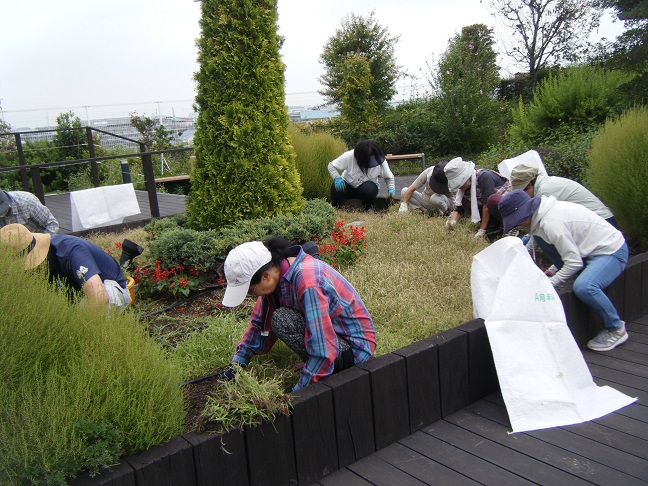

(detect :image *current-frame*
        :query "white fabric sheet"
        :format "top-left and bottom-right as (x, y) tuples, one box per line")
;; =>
(70, 183), (141, 231)
(471, 237), (637, 433)
(497, 150), (548, 180)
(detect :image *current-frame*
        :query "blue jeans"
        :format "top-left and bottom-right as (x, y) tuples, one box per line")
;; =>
(571, 243), (628, 330)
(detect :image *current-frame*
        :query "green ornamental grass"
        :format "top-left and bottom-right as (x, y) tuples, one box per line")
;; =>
(0, 248), (186, 484)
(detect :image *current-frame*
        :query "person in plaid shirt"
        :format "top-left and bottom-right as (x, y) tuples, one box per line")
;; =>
(220, 236), (376, 391)
(0, 190), (59, 234)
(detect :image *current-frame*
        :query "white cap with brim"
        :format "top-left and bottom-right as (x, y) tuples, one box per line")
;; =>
(222, 241), (272, 307)
(445, 158), (475, 193)
(0, 223), (51, 269)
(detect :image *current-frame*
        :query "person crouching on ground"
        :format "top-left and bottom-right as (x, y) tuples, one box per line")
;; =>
(398, 160), (454, 216)
(328, 139), (395, 211)
(433, 157), (511, 239)
(0, 223), (131, 309)
(498, 190), (629, 352)
(220, 236), (376, 391)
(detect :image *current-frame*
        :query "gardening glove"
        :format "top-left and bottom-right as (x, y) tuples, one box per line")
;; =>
(387, 187), (395, 197)
(474, 228), (487, 239)
(334, 177), (345, 192)
(219, 363), (245, 382)
(445, 218), (457, 230)
(398, 202), (409, 213)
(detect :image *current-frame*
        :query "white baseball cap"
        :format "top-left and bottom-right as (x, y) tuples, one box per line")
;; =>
(222, 241), (272, 307)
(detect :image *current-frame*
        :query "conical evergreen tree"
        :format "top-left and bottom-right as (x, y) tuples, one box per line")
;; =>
(188, 0), (304, 230)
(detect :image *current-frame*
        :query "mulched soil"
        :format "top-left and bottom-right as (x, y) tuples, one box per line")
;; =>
(139, 282), (232, 431)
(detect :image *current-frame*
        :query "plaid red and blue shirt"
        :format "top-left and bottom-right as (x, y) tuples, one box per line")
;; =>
(233, 246), (376, 390)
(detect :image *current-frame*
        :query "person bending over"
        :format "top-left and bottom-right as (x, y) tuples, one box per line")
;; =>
(220, 236), (376, 391)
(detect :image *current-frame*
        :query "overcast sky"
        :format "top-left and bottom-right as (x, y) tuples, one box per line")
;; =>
(1, 0), (624, 113)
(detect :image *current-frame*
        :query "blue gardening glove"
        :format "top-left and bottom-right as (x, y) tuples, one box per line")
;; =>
(334, 177), (345, 192)
(387, 187), (395, 197)
(219, 362), (246, 382)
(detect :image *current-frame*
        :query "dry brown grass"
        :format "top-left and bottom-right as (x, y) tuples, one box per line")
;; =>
(334, 207), (489, 354)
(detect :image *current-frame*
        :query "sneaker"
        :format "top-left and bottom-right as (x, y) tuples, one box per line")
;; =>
(586, 322), (628, 352)
(505, 226), (520, 238)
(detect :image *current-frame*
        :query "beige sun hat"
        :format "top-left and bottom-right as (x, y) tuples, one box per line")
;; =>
(510, 163), (540, 191)
(0, 223), (51, 269)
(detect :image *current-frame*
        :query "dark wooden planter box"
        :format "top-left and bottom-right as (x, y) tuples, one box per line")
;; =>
(71, 254), (646, 485)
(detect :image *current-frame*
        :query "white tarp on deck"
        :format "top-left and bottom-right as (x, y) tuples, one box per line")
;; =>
(471, 237), (636, 433)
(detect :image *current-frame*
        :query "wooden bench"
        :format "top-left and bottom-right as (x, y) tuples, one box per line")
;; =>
(154, 174), (191, 183)
(386, 153), (426, 171)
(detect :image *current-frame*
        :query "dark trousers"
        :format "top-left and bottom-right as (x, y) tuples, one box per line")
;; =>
(271, 307), (354, 372)
(330, 180), (379, 210)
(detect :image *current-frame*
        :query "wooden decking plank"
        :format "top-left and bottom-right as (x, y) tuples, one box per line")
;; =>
(45, 191), (186, 234)
(316, 466), (374, 486)
(422, 419), (591, 485)
(443, 407), (634, 485)
(399, 431), (534, 485)
(589, 362), (648, 392)
(584, 351), (648, 379)
(345, 454), (428, 486)
(373, 442), (480, 485)
(471, 397), (648, 482)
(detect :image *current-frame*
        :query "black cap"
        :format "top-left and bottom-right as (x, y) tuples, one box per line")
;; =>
(428, 160), (450, 195)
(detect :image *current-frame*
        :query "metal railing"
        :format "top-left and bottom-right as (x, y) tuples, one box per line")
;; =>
(1, 127), (193, 218)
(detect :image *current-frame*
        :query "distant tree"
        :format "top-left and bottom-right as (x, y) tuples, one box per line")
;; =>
(130, 113), (174, 150)
(319, 11), (401, 111)
(490, 0), (603, 87)
(53, 111), (87, 161)
(188, 0), (304, 230)
(335, 53), (379, 145)
(430, 24), (507, 154)
(601, 0), (648, 100)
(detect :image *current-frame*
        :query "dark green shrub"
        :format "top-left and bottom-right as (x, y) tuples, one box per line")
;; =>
(509, 66), (634, 145)
(588, 106), (648, 249)
(188, 0), (304, 230)
(288, 123), (347, 199)
(148, 199), (337, 271)
(144, 214), (188, 239)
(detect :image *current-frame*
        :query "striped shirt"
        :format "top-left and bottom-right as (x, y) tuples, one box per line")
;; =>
(233, 246), (376, 390)
(1, 191), (59, 234)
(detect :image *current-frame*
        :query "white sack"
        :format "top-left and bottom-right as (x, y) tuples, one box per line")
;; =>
(471, 237), (637, 433)
(70, 183), (141, 231)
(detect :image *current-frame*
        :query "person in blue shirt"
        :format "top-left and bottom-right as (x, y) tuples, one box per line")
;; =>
(0, 223), (131, 309)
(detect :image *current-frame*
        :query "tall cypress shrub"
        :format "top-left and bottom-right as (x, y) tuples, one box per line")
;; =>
(188, 0), (304, 230)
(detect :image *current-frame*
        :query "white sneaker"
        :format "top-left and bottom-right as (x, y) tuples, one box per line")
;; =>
(586, 322), (628, 352)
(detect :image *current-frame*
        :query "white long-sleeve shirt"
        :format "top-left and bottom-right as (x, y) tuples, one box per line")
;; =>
(327, 150), (395, 191)
(529, 196), (625, 286)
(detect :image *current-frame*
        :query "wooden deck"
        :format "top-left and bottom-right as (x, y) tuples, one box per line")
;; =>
(316, 317), (648, 485)
(44, 191), (187, 235)
(41, 175), (419, 235)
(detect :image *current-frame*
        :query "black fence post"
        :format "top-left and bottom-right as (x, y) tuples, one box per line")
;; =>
(140, 143), (160, 218)
(86, 127), (100, 187)
(120, 160), (131, 184)
(31, 166), (45, 204)
(421, 153), (426, 170)
(14, 133), (30, 191)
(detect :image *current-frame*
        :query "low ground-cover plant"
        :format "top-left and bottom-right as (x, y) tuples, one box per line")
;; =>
(147, 198), (337, 272)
